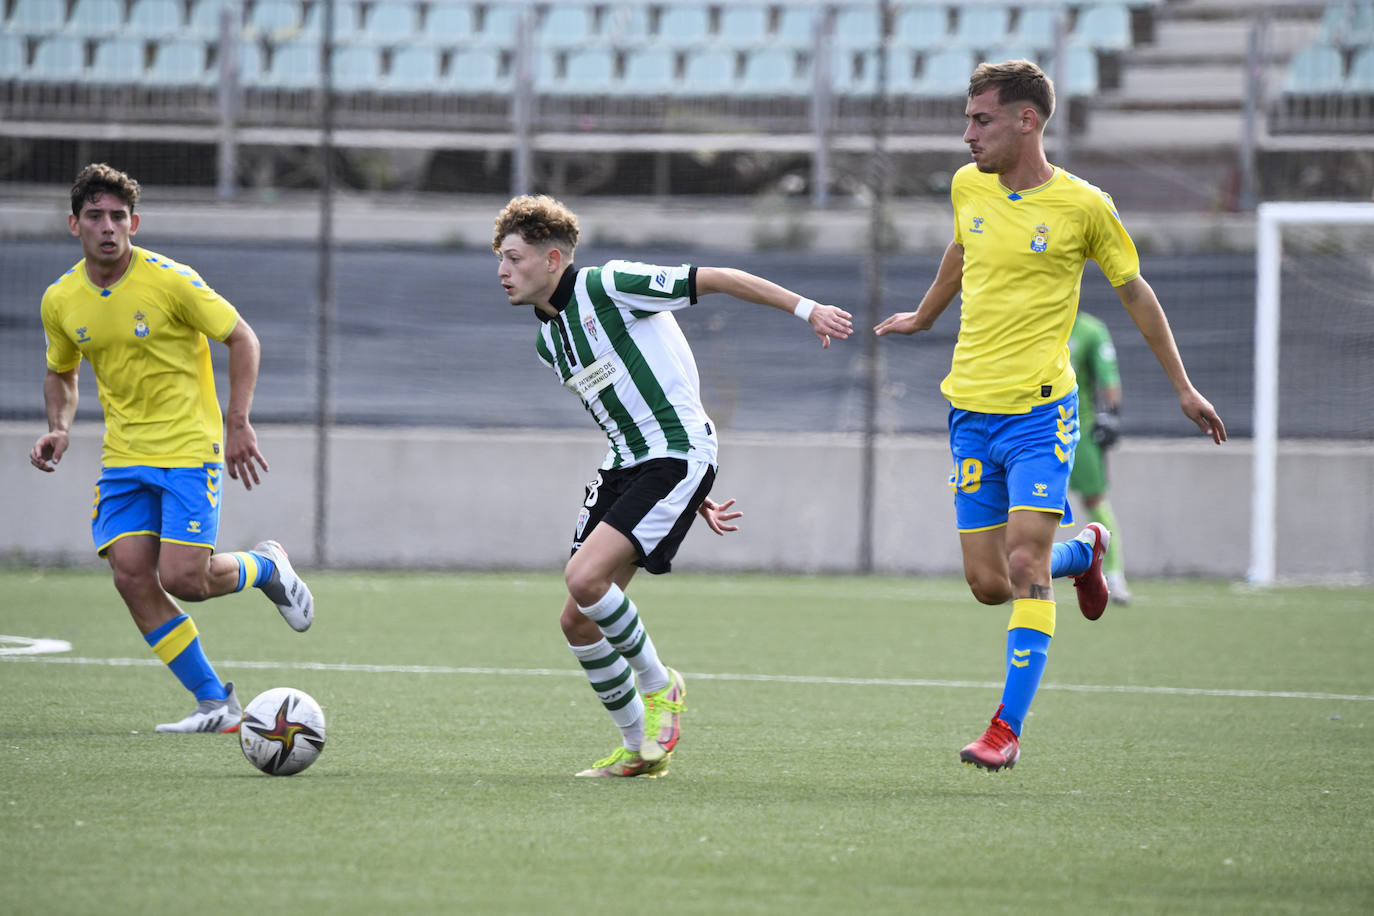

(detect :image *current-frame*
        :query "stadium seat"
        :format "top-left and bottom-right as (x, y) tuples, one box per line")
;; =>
(775, 5), (819, 49)
(330, 42), (381, 90)
(300, 0), (362, 43)
(261, 37), (319, 88)
(739, 47), (806, 96)
(479, 4), (524, 47)
(423, 3), (474, 45)
(915, 47), (975, 97)
(0, 34), (25, 77)
(893, 5), (950, 51)
(548, 47), (615, 94)
(187, 0), (228, 38)
(1013, 5), (1066, 54)
(89, 35), (146, 83)
(385, 43), (439, 91)
(365, 1), (419, 44)
(1072, 3), (1132, 52)
(247, 0), (303, 40)
(20, 35), (85, 81)
(1055, 44), (1099, 94)
(66, 0), (126, 37)
(952, 5), (1012, 49)
(1320, 2), (1374, 48)
(1345, 45), (1374, 93)
(126, 0), (183, 37)
(6, 0), (67, 36)
(655, 5), (710, 47)
(601, 4), (650, 45)
(446, 46), (505, 93)
(718, 5), (770, 47)
(235, 37), (266, 86)
(882, 47), (923, 94)
(678, 47), (737, 95)
(617, 48), (676, 95)
(145, 36), (211, 87)
(1282, 43), (1346, 94)
(536, 5), (594, 48)
(833, 6), (882, 48)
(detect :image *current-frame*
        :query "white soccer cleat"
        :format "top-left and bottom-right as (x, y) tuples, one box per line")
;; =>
(1107, 572), (1133, 605)
(254, 539), (314, 632)
(156, 681), (243, 733)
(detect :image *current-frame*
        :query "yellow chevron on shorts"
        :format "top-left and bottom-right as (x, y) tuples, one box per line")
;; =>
(150, 617), (199, 664)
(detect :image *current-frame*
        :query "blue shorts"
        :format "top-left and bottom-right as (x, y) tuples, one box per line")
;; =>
(948, 391), (1079, 533)
(91, 464), (224, 557)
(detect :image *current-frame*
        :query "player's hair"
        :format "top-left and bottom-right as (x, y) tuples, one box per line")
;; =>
(491, 194), (580, 254)
(968, 59), (1055, 123)
(70, 163), (141, 216)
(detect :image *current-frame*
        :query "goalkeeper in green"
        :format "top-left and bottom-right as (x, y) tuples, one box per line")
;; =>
(1068, 311), (1130, 603)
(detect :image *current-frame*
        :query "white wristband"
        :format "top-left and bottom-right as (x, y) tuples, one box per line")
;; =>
(793, 297), (817, 323)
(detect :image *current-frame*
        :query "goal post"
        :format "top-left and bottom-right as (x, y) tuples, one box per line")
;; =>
(1250, 200), (1374, 585)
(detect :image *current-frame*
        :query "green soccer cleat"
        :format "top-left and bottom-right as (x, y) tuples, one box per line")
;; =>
(575, 745), (670, 778)
(639, 667), (686, 763)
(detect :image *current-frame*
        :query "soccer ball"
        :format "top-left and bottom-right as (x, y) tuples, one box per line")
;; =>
(238, 687), (327, 776)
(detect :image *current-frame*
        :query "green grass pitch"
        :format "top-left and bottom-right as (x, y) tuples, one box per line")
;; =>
(2, 569), (1371, 914)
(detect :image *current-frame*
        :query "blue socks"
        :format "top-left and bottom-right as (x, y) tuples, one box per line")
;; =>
(145, 614), (226, 702)
(999, 627), (1052, 735)
(1050, 536), (1093, 579)
(229, 550), (277, 592)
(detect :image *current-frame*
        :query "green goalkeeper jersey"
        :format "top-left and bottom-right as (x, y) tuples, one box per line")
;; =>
(1067, 311), (1120, 436)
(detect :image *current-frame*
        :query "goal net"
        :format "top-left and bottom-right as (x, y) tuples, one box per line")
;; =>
(1250, 201), (1374, 584)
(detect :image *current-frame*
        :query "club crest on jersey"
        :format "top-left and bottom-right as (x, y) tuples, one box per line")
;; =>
(1031, 223), (1050, 253)
(582, 315), (598, 341)
(576, 506), (591, 539)
(133, 310), (150, 338)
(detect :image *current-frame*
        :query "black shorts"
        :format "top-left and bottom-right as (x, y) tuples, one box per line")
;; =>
(572, 457), (716, 575)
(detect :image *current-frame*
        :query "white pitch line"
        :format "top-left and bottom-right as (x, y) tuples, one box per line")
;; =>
(3, 653), (1372, 703)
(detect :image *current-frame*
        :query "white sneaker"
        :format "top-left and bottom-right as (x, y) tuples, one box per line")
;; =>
(254, 539), (314, 632)
(1107, 573), (1133, 605)
(156, 681), (242, 733)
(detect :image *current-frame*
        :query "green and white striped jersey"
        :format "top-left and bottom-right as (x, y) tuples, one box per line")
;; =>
(534, 261), (718, 471)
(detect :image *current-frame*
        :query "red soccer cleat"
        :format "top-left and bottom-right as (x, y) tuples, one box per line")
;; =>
(1071, 523), (1112, 621)
(959, 705), (1020, 772)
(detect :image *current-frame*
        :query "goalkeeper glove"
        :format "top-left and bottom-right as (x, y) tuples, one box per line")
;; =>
(1092, 405), (1121, 449)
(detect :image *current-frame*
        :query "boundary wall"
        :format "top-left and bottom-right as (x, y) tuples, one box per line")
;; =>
(4, 422), (1368, 581)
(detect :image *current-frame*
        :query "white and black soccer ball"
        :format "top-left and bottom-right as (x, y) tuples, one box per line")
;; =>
(239, 687), (326, 776)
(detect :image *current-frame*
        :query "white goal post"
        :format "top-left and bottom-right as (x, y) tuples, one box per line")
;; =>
(1250, 201), (1374, 585)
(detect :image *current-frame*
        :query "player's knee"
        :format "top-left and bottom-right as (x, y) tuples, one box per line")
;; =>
(110, 563), (158, 605)
(563, 561), (609, 609)
(161, 568), (213, 602)
(965, 572), (1012, 605)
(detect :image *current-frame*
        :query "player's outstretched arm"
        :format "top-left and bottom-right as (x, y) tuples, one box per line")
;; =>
(30, 367), (79, 472)
(875, 240), (963, 337)
(694, 266), (853, 349)
(698, 497), (742, 536)
(1116, 276), (1227, 444)
(222, 318), (270, 489)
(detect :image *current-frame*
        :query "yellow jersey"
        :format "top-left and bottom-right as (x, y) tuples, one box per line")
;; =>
(943, 163), (1140, 414)
(40, 246), (241, 467)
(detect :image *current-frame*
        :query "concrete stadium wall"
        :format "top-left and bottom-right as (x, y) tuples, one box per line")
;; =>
(2, 422), (1368, 581)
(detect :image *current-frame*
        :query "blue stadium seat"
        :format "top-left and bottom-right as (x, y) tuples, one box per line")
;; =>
(536, 6), (594, 48)
(893, 5), (949, 51)
(1320, 2), (1374, 48)
(385, 43), (439, 91)
(446, 46), (505, 93)
(880, 47), (923, 94)
(20, 35), (85, 81)
(300, 0), (362, 43)
(187, 0), (227, 38)
(655, 5), (710, 47)
(6, 0), (67, 36)
(247, 0), (303, 40)
(678, 47), (737, 94)
(775, 5), (819, 49)
(617, 48), (676, 95)
(1282, 43), (1346, 94)
(1346, 45), (1374, 93)
(1013, 5), (1066, 54)
(549, 47), (615, 94)
(1054, 44), (1099, 94)
(365, 1), (419, 44)
(66, 0), (126, 37)
(330, 42), (381, 90)
(718, 5), (770, 48)
(601, 4), (650, 46)
(145, 37), (211, 87)
(915, 47), (975, 97)
(423, 3), (474, 44)
(235, 37), (266, 86)
(126, 0), (183, 38)
(479, 4), (524, 47)
(952, 5), (1012, 49)
(832, 6), (881, 48)
(739, 47), (805, 96)
(89, 35), (146, 83)
(0, 34), (25, 77)
(261, 37), (318, 88)
(1072, 3), (1131, 52)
